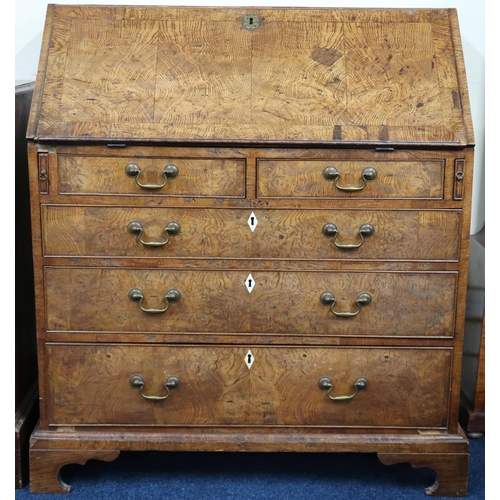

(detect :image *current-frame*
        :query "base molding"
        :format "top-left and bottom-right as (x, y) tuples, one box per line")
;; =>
(29, 425), (469, 495)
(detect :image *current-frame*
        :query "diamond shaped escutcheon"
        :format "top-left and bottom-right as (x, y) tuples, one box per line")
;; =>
(247, 212), (258, 232)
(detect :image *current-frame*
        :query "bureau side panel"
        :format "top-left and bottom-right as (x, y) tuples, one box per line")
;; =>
(27, 143), (51, 427)
(448, 147), (475, 433)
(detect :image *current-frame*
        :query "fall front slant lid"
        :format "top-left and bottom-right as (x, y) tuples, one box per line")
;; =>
(28, 6), (474, 146)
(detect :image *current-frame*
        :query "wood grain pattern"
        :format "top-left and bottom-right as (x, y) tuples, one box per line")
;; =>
(447, 9), (475, 145)
(155, 20), (252, 126)
(58, 155), (245, 197)
(45, 344), (451, 428)
(42, 206), (461, 261)
(64, 20), (159, 124)
(251, 20), (345, 127)
(257, 159), (445, 199)
(29, 6), (472, 145)
(44, 268), (457, 337)
(343, 22), (441, 128)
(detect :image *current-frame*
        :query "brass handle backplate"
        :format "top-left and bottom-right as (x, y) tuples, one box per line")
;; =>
(322, 222), (374, 249)
(323, 165), (377, 191)
(320, 291), (372, 317)
(129, 374), (180, 401)
(318, 376), (368, 401)
(128, 221), (181, 247)
(128, 287), (181, 314)
(125, 162), (179, 189)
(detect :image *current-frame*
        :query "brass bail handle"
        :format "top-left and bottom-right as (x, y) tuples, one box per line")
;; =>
(323, 165), (377, 192)
(320, 291), (372, 317)
(317, 376), (369, 401)
(322, 222), (374, 249)
(129, 374), (180, 401)
(128, 220), (181, 247)
(128, 287), (181, 314)
(125, 162), (179, 189)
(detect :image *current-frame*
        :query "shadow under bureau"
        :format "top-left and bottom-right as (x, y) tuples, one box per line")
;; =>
(27, 6), (474, 496)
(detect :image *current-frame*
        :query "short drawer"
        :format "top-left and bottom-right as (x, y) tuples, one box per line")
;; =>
(257, 159), (445, 199)
(45, 268), (457, 337)
(42, 206), (461, 261)
(46, 344), (451, 428)
(57, 155), (246, 197)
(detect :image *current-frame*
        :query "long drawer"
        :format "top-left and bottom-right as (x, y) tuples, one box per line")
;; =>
(46, 344), (452, 428)
(42, 206), (461, 261)
(45, 268), (457, 337)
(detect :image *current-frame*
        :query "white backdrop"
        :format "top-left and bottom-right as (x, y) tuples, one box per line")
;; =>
(15, 0), (485, 233)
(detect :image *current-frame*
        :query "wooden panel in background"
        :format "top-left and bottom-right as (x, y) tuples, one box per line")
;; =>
(15, 82), (39, 490)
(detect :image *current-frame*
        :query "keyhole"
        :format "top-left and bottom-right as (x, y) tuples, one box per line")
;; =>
(245, 273), (255, 293)
(248, 212), (258, 232)
(243, 13), (259, 31)
(245, 349), (254, 369)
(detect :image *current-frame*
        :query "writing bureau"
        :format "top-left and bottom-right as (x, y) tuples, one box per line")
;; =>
(27, 6), (474, 496)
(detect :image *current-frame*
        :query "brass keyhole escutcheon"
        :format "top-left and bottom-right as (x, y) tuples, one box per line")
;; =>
(242, 13), (260, 30)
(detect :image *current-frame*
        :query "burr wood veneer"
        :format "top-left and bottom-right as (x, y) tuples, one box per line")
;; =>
(27, 6), (474, 496)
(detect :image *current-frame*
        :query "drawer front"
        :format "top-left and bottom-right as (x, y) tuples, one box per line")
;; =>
(257, 159), (445, 199)
(46, 344), (451, 428)
(45, 268), (457, 337)
(58, 155), (246, 197)
(42, 206), (461, 261)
